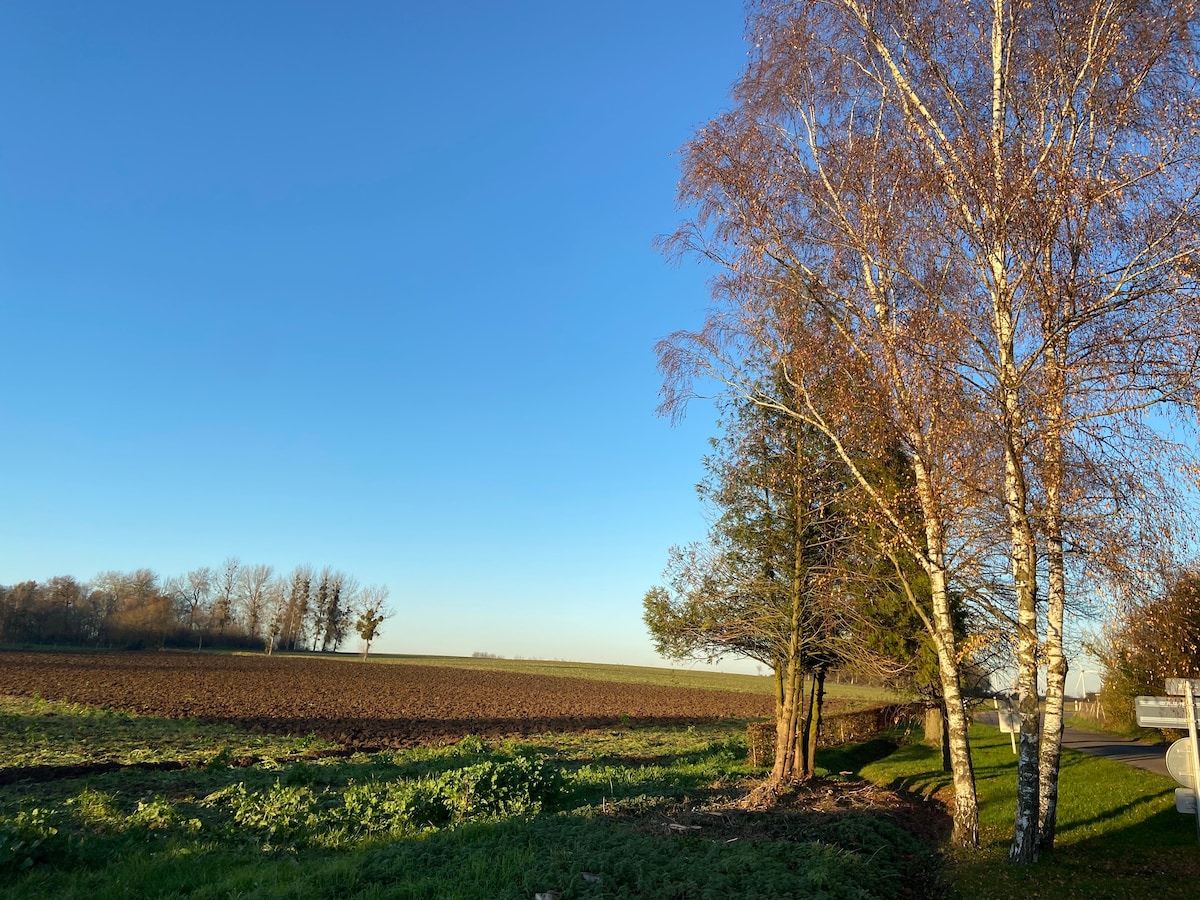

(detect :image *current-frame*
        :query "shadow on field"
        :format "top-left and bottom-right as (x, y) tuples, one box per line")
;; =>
(0, 799), (949, 900)
(949, 805), (1200, 900)
(344, 805), (948, 900)
(209, 714), (754, 749)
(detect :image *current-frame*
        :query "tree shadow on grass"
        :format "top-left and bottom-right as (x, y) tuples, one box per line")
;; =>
(203, 713), (760, 750)
(950, 807), (1200, 900)
(344, 797), (948, 900)
(0, 761), (950, 900)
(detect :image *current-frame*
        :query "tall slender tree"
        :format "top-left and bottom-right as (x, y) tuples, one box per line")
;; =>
(660, 0), (1200, 854)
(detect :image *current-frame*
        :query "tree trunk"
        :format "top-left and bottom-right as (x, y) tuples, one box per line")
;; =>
(924, 706), (943, 745)
(906, 452), (979, 849)
(925, 704), (951, 772)
(806, 666), (826, 776)
(1038, 345), (1068, 855)
(770, 660), (804, 785)
(941, 703), (951, 772)
(771, 470), (813, 787)
(928, 558), (978, 848)
(1008, 502), (1041, 864)
(995, 250), (1041, 864)
(1006, 486), (1042, 862)
(1039, 556), (1067, 854)
(797, 669), (816, 776)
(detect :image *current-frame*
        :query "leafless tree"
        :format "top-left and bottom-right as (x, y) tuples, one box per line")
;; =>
(237, 563), (274, 644)
(355, 585), (392, 661)
(210, 557), (241, 637)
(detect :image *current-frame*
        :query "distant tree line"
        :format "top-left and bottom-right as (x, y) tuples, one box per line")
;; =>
(0, 559), (392, 655)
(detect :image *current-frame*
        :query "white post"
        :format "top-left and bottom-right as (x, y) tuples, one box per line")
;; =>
(1185, 682), (1200, 843)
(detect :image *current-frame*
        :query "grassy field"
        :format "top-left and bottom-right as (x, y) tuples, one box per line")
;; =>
(5, 654), (1185, 898)
(0, 694), (936, 899)
(861, 724), (1197, 899)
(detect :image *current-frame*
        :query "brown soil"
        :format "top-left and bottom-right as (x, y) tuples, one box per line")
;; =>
(621, 779), (951, 897)
(0, 650), (773, 748)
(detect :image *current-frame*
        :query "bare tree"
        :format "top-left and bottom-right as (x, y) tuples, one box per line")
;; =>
(210, 557), (241, 637)
(355, 585), (392, 661)
(262, 577), (288, 655)
(280, 565), (312, 652)
(172, 567), (213, 647)
(658, 9), (993, 848)
(237, 563), (274, 644)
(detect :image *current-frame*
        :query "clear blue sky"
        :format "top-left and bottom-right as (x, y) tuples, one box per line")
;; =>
(0, 1), (754, 668)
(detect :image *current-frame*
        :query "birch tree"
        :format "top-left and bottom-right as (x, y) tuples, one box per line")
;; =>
(658, 4), (994, 849)
(178, 567), (213, 646)
(660, 0), (1200, 855)
(237, 563), (274, 644)
(211, 557), (241, 637)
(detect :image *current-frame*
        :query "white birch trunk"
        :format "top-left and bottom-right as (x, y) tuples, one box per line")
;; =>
(1039, 345), (1069, 854)
(914, 458), (979, 848)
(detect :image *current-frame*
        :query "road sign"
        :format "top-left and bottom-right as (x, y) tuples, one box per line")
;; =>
(996, 707), (1019, 753)
(1167, 738), (1196, 788)
(1177, 789), (1197, 815)
(1135, 695), (1199, 728)
(1166, 678), (1200, 696)
(1140, 680), (1200, 840)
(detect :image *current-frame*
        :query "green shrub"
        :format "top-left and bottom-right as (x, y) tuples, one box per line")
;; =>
(205, 781), (325, 843)
(0, 808), (60, 873)
(202, 753), (564, 847)
(437, 756), (562, 822)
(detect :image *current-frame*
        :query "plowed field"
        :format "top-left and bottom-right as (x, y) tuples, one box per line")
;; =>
(0, 651), (773, 748)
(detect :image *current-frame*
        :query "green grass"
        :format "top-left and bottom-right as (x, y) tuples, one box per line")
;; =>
(260, 650), (904, 705)
(9, 681), (1190, 898)
(860, 724), (1197, 899)
(0, 701), (936, 899)
(0, 695), (335, 769)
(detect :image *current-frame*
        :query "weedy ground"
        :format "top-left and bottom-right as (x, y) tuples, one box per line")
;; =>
(2, 674), (1189, 899)
(0, 695), (939, 900)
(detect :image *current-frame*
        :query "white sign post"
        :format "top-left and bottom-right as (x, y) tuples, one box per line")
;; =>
(997, 707), (1019, 754)
(1137, 677), (1200, 842)
(1166, 738), (1198, 814)
(1182, 681), (1200, 843)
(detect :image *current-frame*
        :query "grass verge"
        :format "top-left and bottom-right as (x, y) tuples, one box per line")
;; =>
(860, 724), (1196, 899)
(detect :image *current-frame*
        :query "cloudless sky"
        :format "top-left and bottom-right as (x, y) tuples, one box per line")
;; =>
(0, 1), (759, 668)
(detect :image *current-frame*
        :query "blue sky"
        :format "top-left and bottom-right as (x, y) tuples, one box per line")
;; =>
(0, 2), (754, 667)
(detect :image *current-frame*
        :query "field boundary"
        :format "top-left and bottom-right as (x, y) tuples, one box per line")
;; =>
(746, 702), (923, 765)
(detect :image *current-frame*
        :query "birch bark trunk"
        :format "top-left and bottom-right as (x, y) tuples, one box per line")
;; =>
(998, 322), (1041, 864)
(1039, 342), (1069, 855)
(914, 456), (979, 848)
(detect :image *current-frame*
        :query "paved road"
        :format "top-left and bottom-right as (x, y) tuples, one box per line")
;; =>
(975, 710), (1170, 778)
